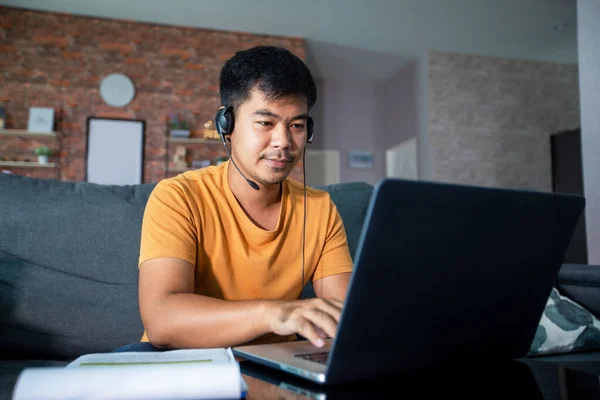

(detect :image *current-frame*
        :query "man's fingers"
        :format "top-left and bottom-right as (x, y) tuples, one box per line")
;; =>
(313, 300), (342, 324)
(327, 298), (345, 309)
(304, 309), (338, 339)
(273, 298), (345, 345)
(319, 297), (344, 312)
(315, 326), (329, 339)
(297, 320), (326, 348)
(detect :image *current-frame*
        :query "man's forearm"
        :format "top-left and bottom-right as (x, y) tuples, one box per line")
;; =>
(146, 293), (276, 349)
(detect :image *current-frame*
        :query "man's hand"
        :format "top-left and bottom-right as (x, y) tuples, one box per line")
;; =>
(140, 258), (351, 349)
(265, 298), (344, 348)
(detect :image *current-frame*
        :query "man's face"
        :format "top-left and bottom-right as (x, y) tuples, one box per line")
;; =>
(229, 89), (309, 186)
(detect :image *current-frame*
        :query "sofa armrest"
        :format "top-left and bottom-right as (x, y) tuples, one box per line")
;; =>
(556, 263), (600, 318)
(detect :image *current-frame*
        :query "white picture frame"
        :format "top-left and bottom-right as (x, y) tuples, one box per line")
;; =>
(27, 107), (55, 133)
(349, 151), (374, 169)
(86, 118), (145, 185)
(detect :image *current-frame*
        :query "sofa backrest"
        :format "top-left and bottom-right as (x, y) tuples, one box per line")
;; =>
(316, 182), (374, 258)
(0, 174), (156, 359)
(301, 181), (374, 298)
(0, 174), (373, 359)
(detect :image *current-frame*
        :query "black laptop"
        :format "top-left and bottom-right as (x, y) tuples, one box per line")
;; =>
(233, 178), (585, 385)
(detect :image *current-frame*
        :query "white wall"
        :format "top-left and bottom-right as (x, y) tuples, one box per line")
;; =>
(426, 51), (579, 191)
(380, 59), (419, 150)
(578, 0), (600, 264)
(417, 53), (432, 180)
(304, 150), (340, 187)
(310, 54), (429, 185)
(310, 78), (385, 185)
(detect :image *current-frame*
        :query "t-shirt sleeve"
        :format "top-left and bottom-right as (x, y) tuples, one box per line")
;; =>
(312, 198), (354, 281)
(138, 180), (198, 268)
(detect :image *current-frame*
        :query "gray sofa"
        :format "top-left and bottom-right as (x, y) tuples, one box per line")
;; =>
(1, 173), (599, 400)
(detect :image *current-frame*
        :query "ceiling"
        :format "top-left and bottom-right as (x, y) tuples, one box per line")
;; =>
(1, 0), (578, 81)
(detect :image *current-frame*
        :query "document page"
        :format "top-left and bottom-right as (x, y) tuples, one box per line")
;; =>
(13, 348), (246, 400)
(66, 348), (236, 367)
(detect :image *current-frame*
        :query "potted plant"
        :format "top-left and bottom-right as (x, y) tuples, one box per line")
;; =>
(168, 112), (192, 138)
(34, 145), (54, 165)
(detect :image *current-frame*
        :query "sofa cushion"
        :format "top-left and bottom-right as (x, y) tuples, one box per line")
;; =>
(557, 263), (600, 318)
(301, 182), (373, 299)
(314, 182), (374, 258)
(528, 287), (600, 356)
(0, 174), (155, 359)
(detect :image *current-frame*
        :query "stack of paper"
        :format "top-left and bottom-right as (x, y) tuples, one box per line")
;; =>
(12, 348), (247, 400)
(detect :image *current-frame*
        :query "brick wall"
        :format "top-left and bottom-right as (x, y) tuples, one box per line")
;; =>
(0, 6), (305, 182)
(428, 51), (580, 191)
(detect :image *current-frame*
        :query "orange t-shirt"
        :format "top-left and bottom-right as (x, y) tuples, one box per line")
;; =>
(138, 161), (354, 344)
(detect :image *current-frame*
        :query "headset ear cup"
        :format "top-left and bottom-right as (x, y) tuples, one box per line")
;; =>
(307, 116), (314, 143)
(215, 106), (234, 139)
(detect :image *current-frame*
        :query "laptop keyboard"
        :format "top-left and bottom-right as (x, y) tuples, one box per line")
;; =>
(294, 351), (330, 365)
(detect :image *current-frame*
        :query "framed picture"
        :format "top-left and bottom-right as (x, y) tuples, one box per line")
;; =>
(85, 117), (145, 185)
(348, 151), (374, 169)
(27, 107), (55, 133)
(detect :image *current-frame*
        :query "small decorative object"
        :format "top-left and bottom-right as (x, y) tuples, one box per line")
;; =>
(349, 151), (374, 169)
(0, 105), (6, 129)
(172, 145), (187, 169)
(99, 73), (136, 108)
(168, 112), (192, 138)
(34, 145), (54, 165)
(27, 107), (55, 133)
(203, 120), (220, 140)
(215, 155), (229, 165)
(192, 160), (211, 169)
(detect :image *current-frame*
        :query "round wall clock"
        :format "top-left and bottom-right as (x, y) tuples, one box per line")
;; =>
(99, 73), (136, 108)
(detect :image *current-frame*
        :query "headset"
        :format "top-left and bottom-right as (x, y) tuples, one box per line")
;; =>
(215, 105), (314, 143)
(214, 105), (313, 294)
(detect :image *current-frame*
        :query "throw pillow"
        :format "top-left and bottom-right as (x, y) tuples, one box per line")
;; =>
(528, 287), (600, 356)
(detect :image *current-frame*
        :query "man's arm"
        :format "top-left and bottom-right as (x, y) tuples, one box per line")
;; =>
(139, 257), (344, 349)
(313, 273), (352, 302)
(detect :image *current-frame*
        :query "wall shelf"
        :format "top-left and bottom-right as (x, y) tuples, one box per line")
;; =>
(0, 161), (57, 168)
(167, 137), (222, 145)
(164, 134), (227, 178)
(0, 129), (59, 138)
(0, 129), (61, 179)
(166, 167), (196, 173)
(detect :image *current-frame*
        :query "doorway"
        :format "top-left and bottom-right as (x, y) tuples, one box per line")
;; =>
(550, 128), (588, 264)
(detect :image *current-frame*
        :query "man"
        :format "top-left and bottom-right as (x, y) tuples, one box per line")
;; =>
(136, 46), (353, 351)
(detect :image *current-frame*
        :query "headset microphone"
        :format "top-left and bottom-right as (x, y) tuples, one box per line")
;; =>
(218, 133), (260, 190)
(215, 106), (260, 191)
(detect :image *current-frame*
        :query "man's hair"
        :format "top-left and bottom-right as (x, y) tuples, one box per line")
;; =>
(219, 46), (317, 111)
